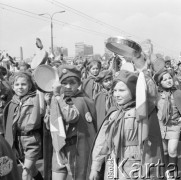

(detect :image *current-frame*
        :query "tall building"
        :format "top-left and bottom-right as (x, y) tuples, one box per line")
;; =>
(75, 42), (93, 56)
(51, 46), (68, 61)
(53, 46), (68, 57)
(84, 44), (93, 56)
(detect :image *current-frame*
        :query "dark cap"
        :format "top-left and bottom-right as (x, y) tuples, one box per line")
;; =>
(58, 65), (81, 83)
(96, 70), (113, 82)
(114, 70), (138, 99)
(165, 56), (171, 62)
(177, 61), (181, 66)
(153, 68), (170, 84)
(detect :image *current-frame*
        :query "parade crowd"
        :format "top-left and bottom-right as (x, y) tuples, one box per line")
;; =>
(1, 39), (181, 180)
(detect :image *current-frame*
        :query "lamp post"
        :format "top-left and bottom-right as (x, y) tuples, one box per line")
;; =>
(39, 11), (65, 57)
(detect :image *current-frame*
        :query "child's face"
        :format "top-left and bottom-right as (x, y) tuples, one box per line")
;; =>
(76, 60), (83, 70)
(102, 77), (113, 90)
(113, 81), (132, 105)
(165, 62), (171, 69)
(61, 77), (80, 97)
(160, 73), (173, 89)
(13, 77), (31, 97)
(89, 64), (100, 76)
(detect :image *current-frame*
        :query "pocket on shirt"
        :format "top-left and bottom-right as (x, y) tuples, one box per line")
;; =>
(124, 109), (136, 130)
(25, 107), (33, 115)
(124, 117), (136, 130)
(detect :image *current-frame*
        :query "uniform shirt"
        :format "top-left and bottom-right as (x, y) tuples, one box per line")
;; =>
(157, 91), (180, 125)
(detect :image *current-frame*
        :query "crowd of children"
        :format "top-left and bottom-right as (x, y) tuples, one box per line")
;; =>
(0, 42), (181, 180)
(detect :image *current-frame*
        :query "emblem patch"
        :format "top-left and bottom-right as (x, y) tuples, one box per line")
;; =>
(0, 156), (13, 177)
(62, 69), (67, 74)
(114, 72), (119, 77)
(85, 112), (92, 122)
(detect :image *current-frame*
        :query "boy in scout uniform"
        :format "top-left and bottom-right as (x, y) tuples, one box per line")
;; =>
(49, 65), (97, 180)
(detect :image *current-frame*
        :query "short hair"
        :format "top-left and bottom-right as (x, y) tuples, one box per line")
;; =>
(13, 72), (36, 92)
(159, 72), (173, 83)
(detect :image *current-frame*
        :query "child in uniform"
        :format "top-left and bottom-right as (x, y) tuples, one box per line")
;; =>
(82, 59), (102, 99)
(50, 65), (97, 180)
(89, 70), (164, 180)
(154, 68), (181, 179)
(3, 72), (43, 180)
(94, 70), (114, 129)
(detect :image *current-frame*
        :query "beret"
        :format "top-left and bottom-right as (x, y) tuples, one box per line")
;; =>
(153, 68), (170, 84)
(58, 65), (81, 83)
(165, 56), (171, 62)
(96, 70), (113, 82)
(114, 70), (138, 99)
(177, 62), (181, 66)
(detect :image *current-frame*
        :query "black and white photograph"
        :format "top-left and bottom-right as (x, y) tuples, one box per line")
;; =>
(0, 0), (181, 180)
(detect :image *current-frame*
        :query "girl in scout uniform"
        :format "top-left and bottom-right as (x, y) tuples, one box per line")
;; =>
(90, 70), (141, 180)
(3, 72), (43, 180)
(94, 70), (114, 129)
(50, 65), (97, 180)
(82, 59), (102, 100)
(154, 68), (181, 179)
(89, 70), (164, 180)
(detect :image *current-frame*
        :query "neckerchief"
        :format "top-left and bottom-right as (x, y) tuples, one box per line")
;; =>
(160, 87), (181, 125)
(87, 75), (102, 99)
(105, 101), (135, 160)
(5, 91), (36, 147)
(101, 89), (114, 112)
(160, 91), (171, 125)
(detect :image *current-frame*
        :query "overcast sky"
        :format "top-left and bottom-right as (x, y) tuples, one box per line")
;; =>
(0, 0), (181, 59)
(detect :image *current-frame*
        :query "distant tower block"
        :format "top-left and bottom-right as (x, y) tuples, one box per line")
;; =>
(20, 46), (23, 61)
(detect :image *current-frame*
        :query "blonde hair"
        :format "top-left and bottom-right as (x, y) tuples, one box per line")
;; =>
(13, 72), (35, 92)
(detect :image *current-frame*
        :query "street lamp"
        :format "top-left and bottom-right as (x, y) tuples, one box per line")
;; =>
(39, 11), (65, 57)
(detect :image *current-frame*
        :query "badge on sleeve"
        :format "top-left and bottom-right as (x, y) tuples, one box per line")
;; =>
(62, 69), (67, 74)
(85, 112), (92, 123)
(114, 72), (119, 77)
(0, 156), (13, 177)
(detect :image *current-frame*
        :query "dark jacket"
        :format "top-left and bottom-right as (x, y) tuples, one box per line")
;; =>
(94, 90), (114, 130)
(49, 91), (97, 180)
(0, 134), (21, 180)
(82, 76), (102, 100)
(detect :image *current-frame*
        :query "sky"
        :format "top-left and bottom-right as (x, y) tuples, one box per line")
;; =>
(0, 0), (181, 60)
